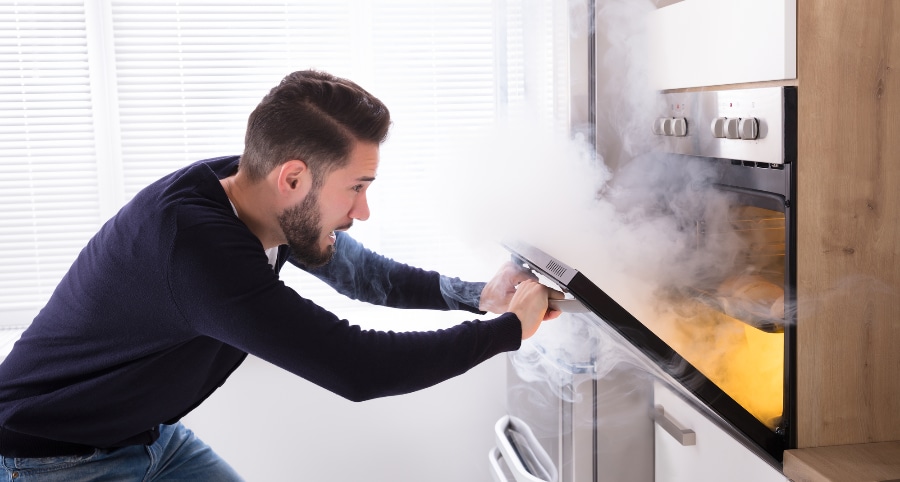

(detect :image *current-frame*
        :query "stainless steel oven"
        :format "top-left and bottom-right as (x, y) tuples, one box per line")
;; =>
(649, 85), (798, 454)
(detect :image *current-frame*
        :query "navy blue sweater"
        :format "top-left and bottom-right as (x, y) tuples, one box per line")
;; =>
(0, 156), (521, 456)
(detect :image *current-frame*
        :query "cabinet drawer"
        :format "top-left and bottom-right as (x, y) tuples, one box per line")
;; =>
(647, 0), (797, 90)
(653, 382), (787, 482)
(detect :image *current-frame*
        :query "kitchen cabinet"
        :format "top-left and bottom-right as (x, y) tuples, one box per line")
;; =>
(653, 382), (787, 482)
(647, 0), (796, 90)
(785, 0), (900, 478)
(793, 0), (900, 449)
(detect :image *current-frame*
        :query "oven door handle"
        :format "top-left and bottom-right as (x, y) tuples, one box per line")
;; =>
(494, 415), (558, 482)
(652, 404), (697, 446)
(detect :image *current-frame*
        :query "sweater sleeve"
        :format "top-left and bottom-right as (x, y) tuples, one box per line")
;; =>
(168, 215), (521, 402)
(295, 232), (486, 314)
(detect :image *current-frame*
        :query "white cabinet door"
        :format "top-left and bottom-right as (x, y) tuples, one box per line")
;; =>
(647, 0), (797, 90)
(653, 382), (787, 482)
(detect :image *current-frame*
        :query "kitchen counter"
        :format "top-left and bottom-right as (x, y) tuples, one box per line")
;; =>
(783, 441), (900, 482)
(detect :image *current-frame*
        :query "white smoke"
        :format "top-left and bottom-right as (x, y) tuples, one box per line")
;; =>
(431, 0), (794, 433)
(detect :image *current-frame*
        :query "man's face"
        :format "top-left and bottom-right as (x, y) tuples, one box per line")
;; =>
(279, 142), (379, 268)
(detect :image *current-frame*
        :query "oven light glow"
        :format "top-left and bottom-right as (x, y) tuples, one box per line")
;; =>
(648, 302), (785, 429)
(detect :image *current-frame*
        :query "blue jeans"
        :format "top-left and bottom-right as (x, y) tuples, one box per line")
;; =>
(0, 423), (243, 481)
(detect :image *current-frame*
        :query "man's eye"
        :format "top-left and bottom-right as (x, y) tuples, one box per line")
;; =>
(352, 184), (364, 193)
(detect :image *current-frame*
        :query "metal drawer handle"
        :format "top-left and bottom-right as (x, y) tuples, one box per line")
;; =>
(652, 405), (696, 446)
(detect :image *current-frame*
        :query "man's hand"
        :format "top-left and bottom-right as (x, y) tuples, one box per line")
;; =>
(508, 280), (564, 339)
(479, 261), (539, 314)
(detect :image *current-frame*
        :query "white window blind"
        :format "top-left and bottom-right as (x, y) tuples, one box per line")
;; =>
(110, 1), (359, 199)
(0, 1), (101, 327)
(1, 0), (563, 328)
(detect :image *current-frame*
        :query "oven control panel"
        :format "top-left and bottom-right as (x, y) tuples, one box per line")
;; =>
(652, 87), (793, 166)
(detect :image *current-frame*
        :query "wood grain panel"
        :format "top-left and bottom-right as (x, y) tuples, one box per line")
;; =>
(784, 442), (900, 481)
(796, 0), (900, 448)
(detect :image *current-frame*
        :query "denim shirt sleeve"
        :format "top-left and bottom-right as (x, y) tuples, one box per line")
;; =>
(288, 231), (485, 313)
(438, 276), (486, 312)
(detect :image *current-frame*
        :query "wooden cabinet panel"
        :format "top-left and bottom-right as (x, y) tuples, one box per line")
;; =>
(784, 442), (900, 481)
(795, 0), (900, 447)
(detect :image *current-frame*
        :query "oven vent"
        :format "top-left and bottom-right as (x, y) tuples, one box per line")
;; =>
(544, 260), (568, 279)
(731, 159), (786, 170)
(503, 241), (579, 285)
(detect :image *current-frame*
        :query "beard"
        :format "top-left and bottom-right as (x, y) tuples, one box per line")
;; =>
(278, 188), (335, 269)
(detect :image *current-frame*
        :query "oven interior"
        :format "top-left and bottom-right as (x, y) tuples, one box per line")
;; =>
(658, 192), (788, 431)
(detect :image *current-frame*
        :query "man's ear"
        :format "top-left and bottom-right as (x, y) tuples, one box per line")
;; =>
(277, 160), (311, 196)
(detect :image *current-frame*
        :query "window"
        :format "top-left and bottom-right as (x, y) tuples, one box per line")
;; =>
(1, 0), (566, 330)
(1, 1), (101, 327)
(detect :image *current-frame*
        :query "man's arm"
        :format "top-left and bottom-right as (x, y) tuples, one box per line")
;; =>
(170, 221), (524, 402)
(296, 232), (546, 315)
(296, 232), (484, 312)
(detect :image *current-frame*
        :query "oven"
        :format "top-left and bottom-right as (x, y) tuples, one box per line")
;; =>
(487, 1), (797, 481)
(648, 85), (798, 455)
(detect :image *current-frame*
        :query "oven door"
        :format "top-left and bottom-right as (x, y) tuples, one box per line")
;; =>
(502, 242), (788, 467)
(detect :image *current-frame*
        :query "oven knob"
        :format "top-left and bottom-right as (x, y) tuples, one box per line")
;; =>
(663, 118), (675, 136)
(672, 117), (688, 136)
(652, 118), (667, 135)
(739, 117), (759, 140)
(723, 117), (741, 139)
(710, 117), (727, 138)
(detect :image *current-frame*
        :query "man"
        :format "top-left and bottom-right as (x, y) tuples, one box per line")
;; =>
(0, 70), (560, 480)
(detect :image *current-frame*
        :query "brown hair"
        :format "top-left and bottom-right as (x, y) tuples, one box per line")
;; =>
(240, 70), (391, 186)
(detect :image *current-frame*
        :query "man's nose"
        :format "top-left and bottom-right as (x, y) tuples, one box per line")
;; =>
(350, 192), (370, 221)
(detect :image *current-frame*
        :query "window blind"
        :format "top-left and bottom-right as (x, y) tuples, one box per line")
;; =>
(110, 1), (358, 199)
(1, 0), (563, 327)
(0, 0), (101, 327)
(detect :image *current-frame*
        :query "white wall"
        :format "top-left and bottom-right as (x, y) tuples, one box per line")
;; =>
(183, 350), (507, 482)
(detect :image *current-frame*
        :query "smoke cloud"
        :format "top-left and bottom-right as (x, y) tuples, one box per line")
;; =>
(432, 0), (791, 433)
